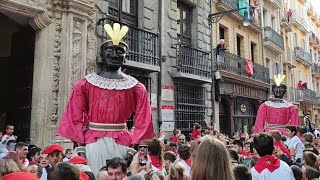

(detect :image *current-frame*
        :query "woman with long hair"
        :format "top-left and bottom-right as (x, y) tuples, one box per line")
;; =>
(191, 136), (234, 180)
(142, 138), (166, 176)
(165, 162), (190, 180)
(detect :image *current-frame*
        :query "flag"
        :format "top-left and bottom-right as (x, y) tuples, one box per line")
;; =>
(245, 60), (254, 75)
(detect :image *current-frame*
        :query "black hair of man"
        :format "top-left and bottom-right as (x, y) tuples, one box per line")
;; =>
(51, 162), (80, 180)
(27, 145), (41, 161)
(252, 133), (274, 157)
(15, 142), (28, 150)
(233, 165), (252, 180)
(286, 126), (297, 136)
(305, 167), (320, 180)
(163, 151), (177, 163)
(169, 142), (177, 148)
(106, 157), (127, 174)
(233, 140), (243, 149)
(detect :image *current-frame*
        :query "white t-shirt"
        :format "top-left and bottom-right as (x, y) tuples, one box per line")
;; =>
(285, 135), (304, 160)
(251, 160), (295, 180)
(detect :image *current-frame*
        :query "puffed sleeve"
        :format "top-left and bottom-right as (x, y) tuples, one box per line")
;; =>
(253, 103), (267, 133)
(289, 105), (299, 127)
(132, 83), (155, 144)
(56, 79), (87, 144)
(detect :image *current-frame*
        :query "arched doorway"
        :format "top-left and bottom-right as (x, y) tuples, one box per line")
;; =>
(0, 12), (35, 143)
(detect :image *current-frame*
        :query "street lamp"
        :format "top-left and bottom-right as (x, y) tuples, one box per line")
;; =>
(207, 7), (251, 130)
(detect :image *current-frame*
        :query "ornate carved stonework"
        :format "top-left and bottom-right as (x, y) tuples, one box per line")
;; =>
(71, 20), (82, 87)
(86, 18), (97, 75)
(51, 12), (62, 121)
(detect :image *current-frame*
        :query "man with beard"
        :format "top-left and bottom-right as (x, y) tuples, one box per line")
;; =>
(57, 23), (154, 176)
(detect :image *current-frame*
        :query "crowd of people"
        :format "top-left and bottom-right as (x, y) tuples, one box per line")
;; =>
(1, 122), (320, 180)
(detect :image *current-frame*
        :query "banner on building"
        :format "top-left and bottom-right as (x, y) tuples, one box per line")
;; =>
(150, 93), (157, 110)
(161, 121), (175, 132)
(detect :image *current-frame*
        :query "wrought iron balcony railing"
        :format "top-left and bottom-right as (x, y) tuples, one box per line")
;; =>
(263, 26), (284, 50)
(310, 33), (317, 44)
(100, 19), (160, 67)
(298, 88), (317, 103)
(214, 50), (270, 84)
(177, 45), (211, 79)
(312, 63), (320, 76)
(294, 47), (312, 66)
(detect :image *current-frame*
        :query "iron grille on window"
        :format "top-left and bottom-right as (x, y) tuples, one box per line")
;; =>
(99, 19), (160, 66)
(175, 82), (205, 134)
(126, 74), (151, 129)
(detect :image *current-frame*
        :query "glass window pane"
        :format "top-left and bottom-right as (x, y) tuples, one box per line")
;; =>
(122, 0), (131, 13)
(177, 8), (181, 35)
(107, 0), (119, 8)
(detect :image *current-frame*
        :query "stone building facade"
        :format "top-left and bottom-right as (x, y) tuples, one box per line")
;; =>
(0, 0), (215, 148)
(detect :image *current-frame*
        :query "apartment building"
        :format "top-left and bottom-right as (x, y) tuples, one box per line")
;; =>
(212, 0), (270, 135)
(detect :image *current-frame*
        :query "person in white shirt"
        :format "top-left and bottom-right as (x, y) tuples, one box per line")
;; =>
(0, 140), (16, 159)
(251, 133), (295, 180)
(285, 126), (305, 162)
(62, 149), (72, 162)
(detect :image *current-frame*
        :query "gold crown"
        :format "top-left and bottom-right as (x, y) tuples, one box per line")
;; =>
(104, 23), (129, 46)
(273, 74), (286, 86)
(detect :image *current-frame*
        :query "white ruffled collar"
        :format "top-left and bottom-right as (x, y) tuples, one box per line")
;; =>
(264, 100), (294, 108)
(85, 72), (138, 90)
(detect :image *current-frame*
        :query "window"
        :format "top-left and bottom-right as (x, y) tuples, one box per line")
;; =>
(219, 26), (225, 40)
(302, 39), (306, 50)
(106, 0), (138, 26)
(271, 15), (276, 30)
(175, 82), (205, 134)
(177, 1), (192, 45)
(274, 62), (280, 75)
(266, 58), (270, 75)
(251, 42), (257, 62)
(236, 35), (244, 56)
(298, 71), (302, 81)
(294, 33), (298, 47)
(263, 9), (268, 27)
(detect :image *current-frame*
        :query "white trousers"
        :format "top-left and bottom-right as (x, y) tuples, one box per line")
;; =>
(85, 137), (128, 177)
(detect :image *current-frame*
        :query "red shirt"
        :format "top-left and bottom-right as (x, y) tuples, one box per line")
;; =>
(170, 135), (178, 142)
(190, 129), (200, 140)
(297, 82), (303, 89)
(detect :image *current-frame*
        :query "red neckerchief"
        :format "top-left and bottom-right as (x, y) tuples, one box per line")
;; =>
(274, 141), (291, 157)
(254, 155), (280, 173)
(184, 158), (192, 167)
(5, 133), (12, 136)
(150, 155), (163, 169)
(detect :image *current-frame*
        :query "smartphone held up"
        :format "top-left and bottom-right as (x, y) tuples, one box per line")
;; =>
(138, 145), (148, 166)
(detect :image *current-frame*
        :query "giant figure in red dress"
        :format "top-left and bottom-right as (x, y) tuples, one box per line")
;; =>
(253, 74), (299, 134)
(56, 23), (154, 175)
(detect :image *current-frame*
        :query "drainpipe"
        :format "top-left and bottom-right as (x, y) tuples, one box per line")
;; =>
(157, 0), (163, 132)
(210, 0), (216, 129)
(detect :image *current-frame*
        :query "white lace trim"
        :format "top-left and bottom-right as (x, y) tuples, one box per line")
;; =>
(85, 72), (138, 90)
(264, 101), (294, 108)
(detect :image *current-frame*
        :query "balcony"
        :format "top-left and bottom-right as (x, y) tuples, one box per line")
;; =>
(300, 18), (309, 34)
(100, 19), (160, 72)
(311, 63), (320, 78)
(283, 47), (296, 68)
(280, 16), (293, 32)
(294, 47), (312, 67)
(309, 33), (317, 46)
(169, 45), (211, 83)
(215, 50), (270, 86)
(298, 89), (317, 103)
(292, 10), (302, 28)
(266, 0), (281, 9)
(216, 0), (261, 33)
(263, 26), (284, 54)
(307, 3), (317, 22)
